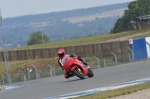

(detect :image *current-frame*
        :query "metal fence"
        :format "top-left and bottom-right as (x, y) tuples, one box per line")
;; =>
(0, 48), (149, 85)
(0, 63), (61, 85)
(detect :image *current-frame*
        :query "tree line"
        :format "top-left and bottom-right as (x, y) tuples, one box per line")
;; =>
(111, 0), (150, 33)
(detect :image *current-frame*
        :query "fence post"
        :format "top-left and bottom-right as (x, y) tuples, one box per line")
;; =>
(128, 53), (131, 62)
(23, 75), (27, 81)
(127, 47), (134, 61)
(111, 52), (118, 65)
(31, 64), (40, 79)
(103, 58), (106, 68)
(93, 56), (100, 69)
(146, 41), (150, 59)
(52, 65), (56, 76)
(26, 68), (30, 80)
(46, 63), (54, 77)
(2, 75), (5, 85)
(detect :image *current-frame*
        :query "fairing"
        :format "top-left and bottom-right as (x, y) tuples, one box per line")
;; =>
(62, 55), (88, 75)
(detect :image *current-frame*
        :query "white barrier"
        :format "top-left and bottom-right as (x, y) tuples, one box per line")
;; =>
(146, 37), (150, 58)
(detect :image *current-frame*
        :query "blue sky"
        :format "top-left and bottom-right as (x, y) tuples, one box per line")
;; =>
(0, 0), (135, 18)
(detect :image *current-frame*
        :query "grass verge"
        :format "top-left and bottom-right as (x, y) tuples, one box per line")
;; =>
(73, 82), (150, 99)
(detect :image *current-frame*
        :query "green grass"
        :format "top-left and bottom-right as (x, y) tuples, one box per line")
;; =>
(0, 58), (56, 75)
(73, 82), (150, 99)
(11, 29), (150, 51)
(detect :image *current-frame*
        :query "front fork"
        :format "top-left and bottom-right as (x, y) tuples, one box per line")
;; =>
(71, 65), (88, 75)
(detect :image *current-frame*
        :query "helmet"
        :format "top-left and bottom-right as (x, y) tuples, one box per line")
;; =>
(57, 49), (65, 58)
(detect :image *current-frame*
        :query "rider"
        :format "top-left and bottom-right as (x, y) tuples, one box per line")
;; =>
(57, 49), (90, 78)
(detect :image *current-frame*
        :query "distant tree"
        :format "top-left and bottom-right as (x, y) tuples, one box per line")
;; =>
(27, 31), (50, 45)
(111, 0), (150, 33)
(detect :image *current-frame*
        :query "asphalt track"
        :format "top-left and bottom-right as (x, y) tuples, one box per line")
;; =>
(0, 60), (150, 99)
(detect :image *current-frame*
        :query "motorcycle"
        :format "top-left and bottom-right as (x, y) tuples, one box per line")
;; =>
(62, 55), (94, 79)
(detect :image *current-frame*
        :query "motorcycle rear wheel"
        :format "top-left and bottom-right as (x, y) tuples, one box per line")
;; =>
(73, 68), (85, 79)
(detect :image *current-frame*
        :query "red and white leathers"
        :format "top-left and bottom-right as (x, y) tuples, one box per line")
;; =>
(58, 54), (73, 78)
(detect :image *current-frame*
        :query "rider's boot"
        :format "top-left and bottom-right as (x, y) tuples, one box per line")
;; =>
(64, 71), (74, 79)
(64, 71), (69, 79)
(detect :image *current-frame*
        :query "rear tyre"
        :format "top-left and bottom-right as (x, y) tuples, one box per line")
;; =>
(87, 68), (94, 77)
(73, 68), (85, 79)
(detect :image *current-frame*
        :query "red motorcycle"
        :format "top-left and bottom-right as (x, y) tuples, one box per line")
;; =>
(62, 55), (94, 79)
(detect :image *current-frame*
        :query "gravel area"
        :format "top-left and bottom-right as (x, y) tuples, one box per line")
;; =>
(110, 89), (150, 99)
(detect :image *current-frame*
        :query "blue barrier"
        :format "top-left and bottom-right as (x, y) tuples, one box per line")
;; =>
(132, 38), (147, 61)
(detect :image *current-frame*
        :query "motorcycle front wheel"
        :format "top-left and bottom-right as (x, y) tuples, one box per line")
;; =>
(73, 68), (85, 79)
(87, 68), (94, 77)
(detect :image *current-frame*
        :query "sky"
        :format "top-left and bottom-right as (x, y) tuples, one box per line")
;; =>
(0, 0), (135, 18)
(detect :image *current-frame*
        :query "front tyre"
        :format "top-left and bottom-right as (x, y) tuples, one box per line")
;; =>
(87, 68), (94, 77)
(73, 68), (85, 79)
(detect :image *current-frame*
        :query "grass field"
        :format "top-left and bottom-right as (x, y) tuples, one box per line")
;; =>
(11, 29), (150, 51)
